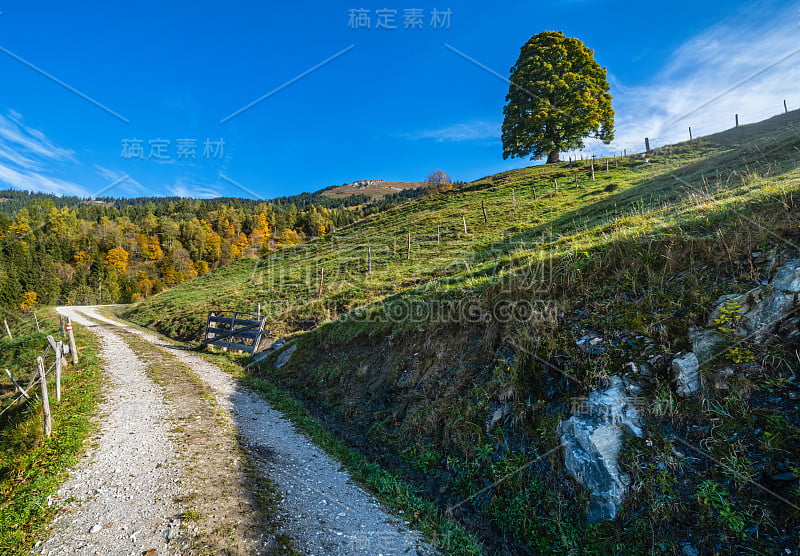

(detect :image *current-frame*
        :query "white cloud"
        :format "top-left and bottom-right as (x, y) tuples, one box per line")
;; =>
(0, 160), (87, 196)
(0, 110), (88, 195)
(406, 119), (501, 142)
(0, 142), (40, 170)
(0, 112), (75, 163)
(585, 2), (800, 156)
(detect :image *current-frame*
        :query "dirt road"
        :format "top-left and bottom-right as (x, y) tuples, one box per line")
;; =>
(37, 306), (432, 555)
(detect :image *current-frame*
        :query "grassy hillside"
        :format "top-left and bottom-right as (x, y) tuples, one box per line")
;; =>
(124, 110), (800, 553)
(0, 312), (103, 552)
(125, 110), (800, 341)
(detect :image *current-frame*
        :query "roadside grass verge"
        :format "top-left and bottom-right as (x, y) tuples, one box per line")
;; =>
(0, 310), (103, 554)
(198, 350), (483, 555)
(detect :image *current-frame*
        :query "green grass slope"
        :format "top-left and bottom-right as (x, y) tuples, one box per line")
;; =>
(124, 110), (800, 553)
(0, 312), (103, 553)
(125, 110), (800, 341)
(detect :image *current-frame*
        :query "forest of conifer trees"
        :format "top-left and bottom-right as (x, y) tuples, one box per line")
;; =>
(0, 187), (423, 312)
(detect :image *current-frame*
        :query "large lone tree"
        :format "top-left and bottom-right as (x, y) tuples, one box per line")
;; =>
(502, 31), (614, 164)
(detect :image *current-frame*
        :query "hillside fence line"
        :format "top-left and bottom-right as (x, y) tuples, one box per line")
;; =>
(0, 314), (79, 437)
(578, 99), (797, 161)
(240, 101), (799, 324)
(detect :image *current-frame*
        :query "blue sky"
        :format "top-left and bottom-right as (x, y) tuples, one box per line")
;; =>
(0, 0), (798, 199)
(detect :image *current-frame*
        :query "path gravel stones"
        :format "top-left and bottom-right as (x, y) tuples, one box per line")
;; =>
(37, 307), (188, 555)
(38, 306), (434, 555)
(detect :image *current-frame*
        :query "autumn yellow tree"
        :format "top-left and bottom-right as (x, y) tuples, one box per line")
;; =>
(203, 230), (222, 265)
(233, 232), (250, 257)
(249, 213), (271, 251)
(184, 260), (199, 281)
(135, 234), (164, 261)
(105, 246), (129, 274)
(19, 291), (37, 313)
(74, 250), (92, 266)
(276, 228), (303, 248)
(137, 271), (154, 298)
(426, 170), (453, 194)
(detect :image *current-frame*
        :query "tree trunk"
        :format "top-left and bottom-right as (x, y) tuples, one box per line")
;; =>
(546, 149), (560, 164)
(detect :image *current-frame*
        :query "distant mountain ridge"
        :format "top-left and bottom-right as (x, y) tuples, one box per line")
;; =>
(321, 179), (425, 200)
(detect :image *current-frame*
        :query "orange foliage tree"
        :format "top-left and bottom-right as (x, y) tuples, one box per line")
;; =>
(105, 246), (129, 274)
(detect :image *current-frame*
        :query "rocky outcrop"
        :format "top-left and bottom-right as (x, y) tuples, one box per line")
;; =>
(672, 352), (701, 397)
(485, 403), (513, 432)
(707, 257), (800, 341)
(345, 179), (385, 189)
(559, 377), (643, 522)
(274, 344), (297, 369)
(253, 337), (286, 362)
(688, 326), (724, 365)
(771, 258), (800, 293)
(670, 256), (800, 396)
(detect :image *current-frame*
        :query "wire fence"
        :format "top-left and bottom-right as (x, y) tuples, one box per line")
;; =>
(0, 315), (78, 436)
(574, 99), (798, 160)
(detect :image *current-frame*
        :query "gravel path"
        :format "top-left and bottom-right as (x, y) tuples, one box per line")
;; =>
(39, 306), (434, 555)
(37, 307), (187, 555)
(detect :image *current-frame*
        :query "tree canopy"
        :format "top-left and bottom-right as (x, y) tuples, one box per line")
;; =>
(426, 170), (453, 194)
(502, 31), (614, 164)
(0, 187), (425, 310)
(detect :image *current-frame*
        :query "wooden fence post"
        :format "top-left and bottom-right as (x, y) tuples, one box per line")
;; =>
(317, 267), (324, 297)
(55, 341), (63, 402)
(511, 190), (517, 211)
(785, 100), (788, 114)
(60, 341), (68, 372)
(481, 200), (488, 224)
(462, 215), (468, 234)
(645, 138), (651, 152)
(3, 319), (11, 340)
(33, 313), (40, 332)
(590, 158), (596, 181)
(437, 226), (441, 246)
(406, 232), (411, 260)
(533, 186), (537, 200)
(689, 126), (693, 141)
(37, 356), (52, 437)
(66, 318), (78, 364)
(367, 246), (372, 273)
(735, 114), (739, 127)
(605, 160), (609, 173)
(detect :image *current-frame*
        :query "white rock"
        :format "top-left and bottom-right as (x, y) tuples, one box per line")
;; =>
(672, 352), (701, 397)
(772, 258), (800, 293)
(559, 377), (643, 522)
(275, 344), (297, 369)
